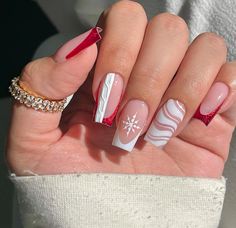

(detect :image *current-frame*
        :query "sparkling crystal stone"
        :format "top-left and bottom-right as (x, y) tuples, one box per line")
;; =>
(24, 95), (34, 107)
(46, 101), (55, 112)
(19, 91), (26, 103)
(32, 98), (43, 110)
(53, 103), (59, 111)
(42, 100), (50, 111)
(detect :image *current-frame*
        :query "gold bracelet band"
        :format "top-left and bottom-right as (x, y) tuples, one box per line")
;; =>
(9, 77), (67, 113)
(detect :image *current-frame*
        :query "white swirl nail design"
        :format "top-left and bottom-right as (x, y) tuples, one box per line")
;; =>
(144, 99), (185, 148)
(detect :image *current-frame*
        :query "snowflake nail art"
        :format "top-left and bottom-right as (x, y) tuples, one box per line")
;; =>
(112, 100), (148, 152)
(123, 113), (141, 136)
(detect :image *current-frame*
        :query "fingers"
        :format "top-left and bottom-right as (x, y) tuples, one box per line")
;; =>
(93, 1), (148, 126)
(8, 28), (101, 147)
(112, 13), (189, 151)
(144, 32), (227, 148)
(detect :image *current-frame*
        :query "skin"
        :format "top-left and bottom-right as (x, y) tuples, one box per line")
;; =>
(7, 1), (236, 178)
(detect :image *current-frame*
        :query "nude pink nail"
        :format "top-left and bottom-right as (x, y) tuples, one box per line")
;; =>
(54, 27), (102, 63)
(94, 73), (123, 126)
(193, 82), (229, 125)
(112, 100), (148, 152)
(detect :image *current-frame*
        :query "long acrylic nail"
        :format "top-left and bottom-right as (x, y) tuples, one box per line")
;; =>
(112, 100), (148, 152)
(193, 82), (229, 125)
(54, 27), (102, 63)
(94, 73), (123, 126)
(144, 99), (186, 148)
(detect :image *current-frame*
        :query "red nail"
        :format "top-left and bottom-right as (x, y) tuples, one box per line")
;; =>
(193, 82), (229, 125)
(66, 27), (102, 59)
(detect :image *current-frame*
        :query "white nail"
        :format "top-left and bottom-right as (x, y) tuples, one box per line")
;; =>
(144, 99), (186, 148)
(95, 73), (115, 123)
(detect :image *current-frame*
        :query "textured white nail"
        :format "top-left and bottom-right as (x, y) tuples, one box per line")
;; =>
(144, 99), (186, 148)
(94, 73), (123, 126)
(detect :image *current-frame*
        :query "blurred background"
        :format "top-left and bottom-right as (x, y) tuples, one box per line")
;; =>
(1, 0), (236, 227)
(1, 1), (57, 226)
(1, 0), (56, 98)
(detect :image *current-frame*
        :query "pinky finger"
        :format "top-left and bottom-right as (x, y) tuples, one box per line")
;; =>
(193, 61), (236, 126)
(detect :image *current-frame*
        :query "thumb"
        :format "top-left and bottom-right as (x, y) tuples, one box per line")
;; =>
(21, 27), (101, 100)
(8, 28), (101, 146)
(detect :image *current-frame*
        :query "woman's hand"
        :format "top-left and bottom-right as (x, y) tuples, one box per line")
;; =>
(7, 1), (236, 177)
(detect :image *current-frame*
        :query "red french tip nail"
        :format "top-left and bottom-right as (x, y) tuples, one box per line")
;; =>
(66, 27), (102, 59)
(193, 103), (223, 126)
(102, 105), (120, 126)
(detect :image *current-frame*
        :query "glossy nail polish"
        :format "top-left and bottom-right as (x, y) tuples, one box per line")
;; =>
(144, 99), (186, 148)
(54, 27), (102, 63)
(94, 73), (123, 126)
(66, 27), (102, 59)
(193, 82), (229, 125)
(112, 100), (148, 152)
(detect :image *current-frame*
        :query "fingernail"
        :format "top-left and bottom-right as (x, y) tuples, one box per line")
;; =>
(193, 82), (229, 125)
(55, 27), (102, 63)
(64, 94), (74, 109)
(144, 99), (186, 148)
(94, 73), (123, 126)
(112, 100), (148, 152)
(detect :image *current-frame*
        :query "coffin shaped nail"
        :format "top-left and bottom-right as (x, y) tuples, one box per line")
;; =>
(193, 82), (229, 125)
(112, 100), (148, 152)
(144, 99), (186, 148)
(94, 73), (123, 126)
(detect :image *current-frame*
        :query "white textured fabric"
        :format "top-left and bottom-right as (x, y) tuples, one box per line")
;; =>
(11, 174), (226, 228)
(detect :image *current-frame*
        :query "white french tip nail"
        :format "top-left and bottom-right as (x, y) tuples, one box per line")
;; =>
(112, 130), (142, 152)
(144, 99), (186, 148)
(112, 100), (149, 152)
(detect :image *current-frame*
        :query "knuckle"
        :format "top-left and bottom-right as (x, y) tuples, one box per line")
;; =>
(151, 13), (188, 33)
(197, 32), (227, 52)
(108, 0), (146, 19)
(135, 65), (163, 88)
(111, 50), (136, 74)
(183, 77), (205, 97)
(22, 57), (54, 82)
